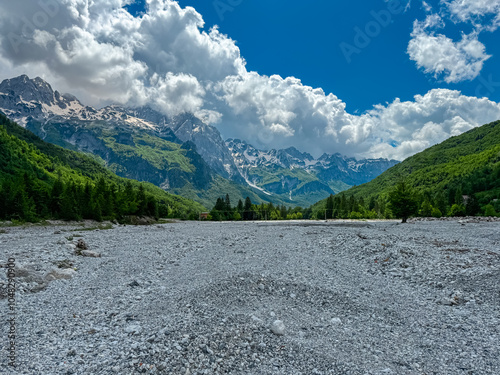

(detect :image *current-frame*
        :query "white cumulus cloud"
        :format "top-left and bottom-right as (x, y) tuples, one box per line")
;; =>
(408, 0), (500, 83)
(408, 25), (490, 83)
(445, 0), (500, 31)
(0, 0), (499, 162)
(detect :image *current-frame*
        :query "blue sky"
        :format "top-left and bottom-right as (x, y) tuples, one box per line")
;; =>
(1, 0), (500, 160)
(171, 0), (500, 113)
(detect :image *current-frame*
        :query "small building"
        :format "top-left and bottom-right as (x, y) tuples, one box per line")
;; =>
(199, 212), (209, 220)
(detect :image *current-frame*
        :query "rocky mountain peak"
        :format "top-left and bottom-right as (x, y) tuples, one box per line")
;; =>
(282, 146), (314, 162)
(0, 75), (87, 124)
(0, 75), (56, 106)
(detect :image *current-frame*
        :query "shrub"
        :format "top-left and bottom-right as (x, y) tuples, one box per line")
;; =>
(483, 204), (497, 217)
(431, 207), (442, 218)
(449, 204), (466, 217)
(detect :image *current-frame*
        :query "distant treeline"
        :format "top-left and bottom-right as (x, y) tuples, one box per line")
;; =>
(313, 184), (500, 220)
(209, 194), (311, 221)
(0, 174), (171, 222)
(209, 183), (499, 223)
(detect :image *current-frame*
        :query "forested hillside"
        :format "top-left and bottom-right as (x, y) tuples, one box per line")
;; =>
(0, 113), (205, 222)
(311, 120), (500, 218)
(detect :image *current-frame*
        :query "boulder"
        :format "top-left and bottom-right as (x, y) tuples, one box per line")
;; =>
(76, 239), (88, 250)
(271, 320), (285, 336)
(80, 250), (101, 258)
(45, 268), (76, 280)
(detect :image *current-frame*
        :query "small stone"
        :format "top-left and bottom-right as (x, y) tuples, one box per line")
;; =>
(251, 315), (263, 324)
(330, 317), (342, 325)
(124, 324), (142, 335)
(271, 320), (285, 336)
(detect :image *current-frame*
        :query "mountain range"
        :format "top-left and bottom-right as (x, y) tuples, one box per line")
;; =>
(0, 75), (398, 207)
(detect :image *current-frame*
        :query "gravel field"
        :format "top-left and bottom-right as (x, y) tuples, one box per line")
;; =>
(1, 219), (499, 375)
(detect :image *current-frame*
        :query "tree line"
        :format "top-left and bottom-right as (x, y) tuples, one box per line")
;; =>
(209, 194), (311, 221)
(0, 173), (175, 222)
(318, 180), (498, 222)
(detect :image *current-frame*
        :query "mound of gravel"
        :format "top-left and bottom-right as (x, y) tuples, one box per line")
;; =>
(0, 219), (499, 374)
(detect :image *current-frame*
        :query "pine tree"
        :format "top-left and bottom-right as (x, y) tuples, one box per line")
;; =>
(81, 181), (94, 219)
(388, 180), (418, 223)
(50, 178), (64, 216)
(60, 183), (80, 221)
(455, 186), (464, 205)
(225, 194), (232, 212)
(325, 195), (334, 219)
(340, 194), (347, 218)
(465, 194), (480, 216)
(123, 181), (138, 215)
(136, 185), (147, 216)
(368, 196), (376, 211)
(243, 197), (252, 220)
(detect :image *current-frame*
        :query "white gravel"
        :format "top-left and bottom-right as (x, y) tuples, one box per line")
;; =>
(1, 219), (499, 374)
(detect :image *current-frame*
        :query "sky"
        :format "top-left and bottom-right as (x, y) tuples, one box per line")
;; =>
(0, 0), (500, 161)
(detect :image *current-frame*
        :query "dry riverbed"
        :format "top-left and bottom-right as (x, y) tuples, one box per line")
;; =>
(1, 219), (499, 374)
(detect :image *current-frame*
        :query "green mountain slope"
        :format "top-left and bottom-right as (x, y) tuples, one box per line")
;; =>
(25, 118), (292, 208)
(311, 120), (500, 217)
(26, 118), (213, 190)
(0, 113), (205, 221)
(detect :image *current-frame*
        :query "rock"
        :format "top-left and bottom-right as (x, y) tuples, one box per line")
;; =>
(76, 239), (88, 250)
(251, 315), (263, 324)
(65, 243), (76, 251)
(438, 298), (456, 306)
(80, 250), (101, 258)
(124, 324), (142, 335)
(13, 264), (36, 278)
(13, 265), (44, 284)
(55, 259), (74, 269)
(271, 320), (285, 336)
(330, 317), (342, 325)
(45, 268), (76, 280)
